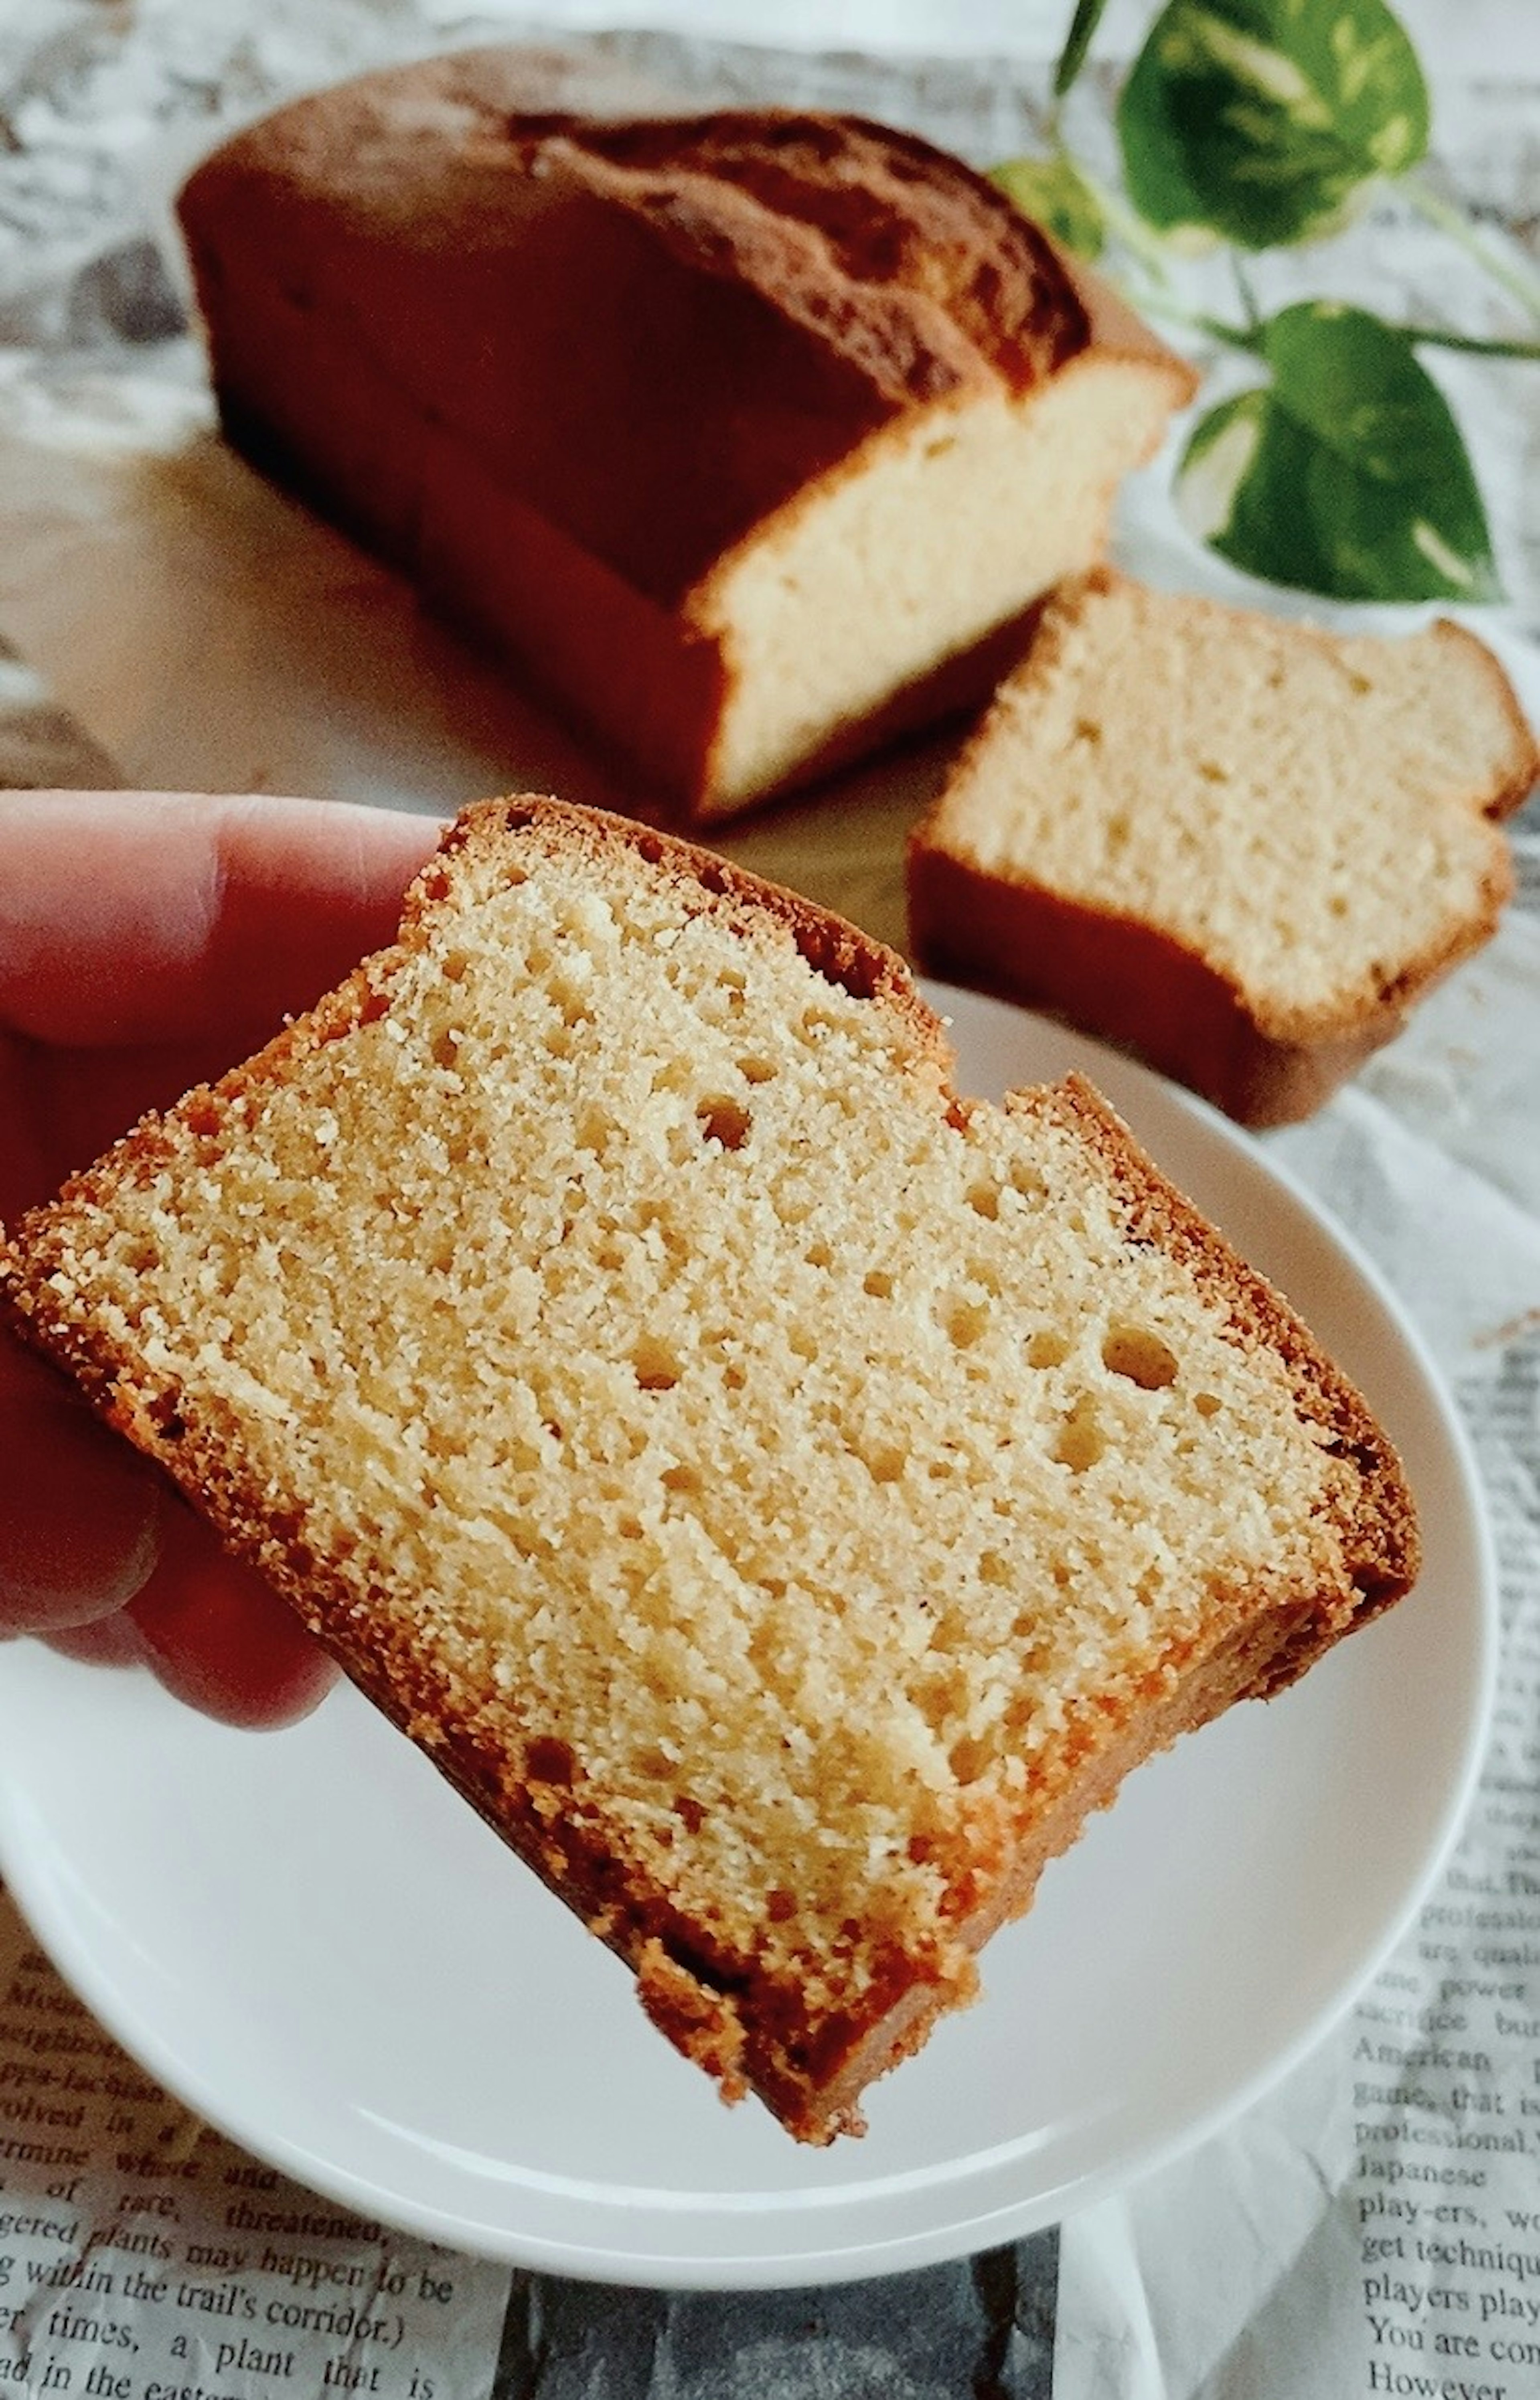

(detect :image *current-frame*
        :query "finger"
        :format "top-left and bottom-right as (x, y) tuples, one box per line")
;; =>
(0, 791), (444, 1048)
(1, 791), (447, 1214)
(44, 1611), (148, 1668)
(127, 1505), (339, 1729)
(0, 1334), (162, 1632)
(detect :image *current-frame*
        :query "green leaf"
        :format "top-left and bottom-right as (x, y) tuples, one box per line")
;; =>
(1118, 0), (1430, 249)
(1054, 0), (1114, 101)
(990, 153), (1106, 258)
(1175, 301), (1502, 601)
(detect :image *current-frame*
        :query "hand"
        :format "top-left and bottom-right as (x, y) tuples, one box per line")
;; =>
(1, 790), (443, 1725)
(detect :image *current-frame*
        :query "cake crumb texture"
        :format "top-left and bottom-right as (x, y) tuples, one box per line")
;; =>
(1, 796), (1420, 2140)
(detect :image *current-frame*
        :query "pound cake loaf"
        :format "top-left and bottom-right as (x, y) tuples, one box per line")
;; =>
(908, 569), (1538, 1127)
(175, 57), (1196, 818)
(1, 796), (1418, 2142)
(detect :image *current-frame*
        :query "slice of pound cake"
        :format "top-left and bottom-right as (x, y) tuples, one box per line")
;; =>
(908, 569), (1538, 1126)
(1, 796), (1419, 2142)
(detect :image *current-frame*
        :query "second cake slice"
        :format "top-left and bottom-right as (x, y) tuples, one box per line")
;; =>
(908, 569), (1537, 1125)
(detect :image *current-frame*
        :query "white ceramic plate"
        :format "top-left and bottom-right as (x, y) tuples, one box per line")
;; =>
(0, 988), (1494, 2288)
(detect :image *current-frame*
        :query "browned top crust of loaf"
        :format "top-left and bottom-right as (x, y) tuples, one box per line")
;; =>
(176, 55), (1181, 606)
(0, 796), (1420, 2143)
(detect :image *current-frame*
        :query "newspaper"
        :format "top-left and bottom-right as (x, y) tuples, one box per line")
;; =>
(0, 4), (1538, 2394)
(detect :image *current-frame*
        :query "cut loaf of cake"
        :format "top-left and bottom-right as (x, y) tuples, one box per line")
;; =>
(908, 568), (1538, 1126)
(175, 59), (1197, 817)
(1, 796), (1419, 2142)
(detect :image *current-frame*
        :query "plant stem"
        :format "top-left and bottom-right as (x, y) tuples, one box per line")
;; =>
(1072, 162), (1176, 288)
(1102, 274), (1261, 355)
(1402, 327), (1540, 361)
(1402, 174), (1540, 325)
(1126, 287), (1540, 365)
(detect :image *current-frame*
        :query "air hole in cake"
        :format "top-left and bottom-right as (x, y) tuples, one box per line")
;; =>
(525, 1735), (575, 1786)
(862, 1444), (906, 1485)
(806, 1238), (833, 1269)
(1027, 1327), (1070, 1369)
(121, 1238), (162, 1274)
(1195, 1391), (1223, 1417)
(697, 1095), (751, 1150)
(949, 1733), (991, 1785)
(430, 1028), (460, 1069)
(147, 1393), (186, 1441)
(978, 1549), (1012, 1588)
(863, 1268), (894, 1300)
(941, 1295), (988, 1349)
(632, 1337), (680, 1391)
(440, 949), (470, 984)
(1101, 1324), (1180, 1389)
(1198, 759), (1229, 784)
(553, 978), (594, 1028)
(1053, 1398), (1104, 1471)
(967, 1180), (1001, 1219)
(662, 1462), (700, 1496)
(738, 1054), (777, 1085)
(1074, 716), (1102, 747)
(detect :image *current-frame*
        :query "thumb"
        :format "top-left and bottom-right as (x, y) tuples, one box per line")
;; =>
(0, 1334), (162, 1630)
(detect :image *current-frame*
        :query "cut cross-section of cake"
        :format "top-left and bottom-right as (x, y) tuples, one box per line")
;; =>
(907, 568), (1538, 1125)
(1, 795), (1419, 2141)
